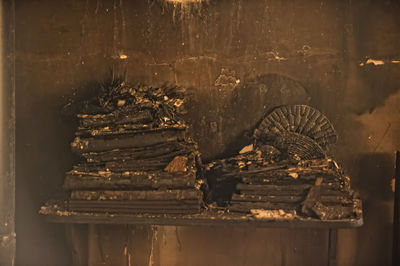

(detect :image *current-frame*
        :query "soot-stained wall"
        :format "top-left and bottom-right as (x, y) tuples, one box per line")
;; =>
(15, 0), (400, 265)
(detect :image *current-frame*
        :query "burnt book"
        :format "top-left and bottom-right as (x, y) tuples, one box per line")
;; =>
(70, 189), (202, 201)
(42, 80), (205, 216)
(205, 130), (360, 221)
(75, 123), (187, 137)
(67, 200), (201, 214)
(74, 146), (199, 173)
(77, 109), (154, 128)
(67, 189), (202, 214)
(231, 193), (354, 205)
(229, 168), (361, 220)
(64, 169), (198, 190)
(234, 183), (349, 196)
(81, 141), (197, 163)
(67, 206), (200, 214)
(71, 127), (186, 154)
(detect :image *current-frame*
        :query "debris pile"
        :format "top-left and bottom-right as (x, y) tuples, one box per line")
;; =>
(64, 79), (203, 214)
(205, 105), (362, 220)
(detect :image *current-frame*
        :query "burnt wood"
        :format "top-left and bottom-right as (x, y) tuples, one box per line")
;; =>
(41, 202), (363, 228)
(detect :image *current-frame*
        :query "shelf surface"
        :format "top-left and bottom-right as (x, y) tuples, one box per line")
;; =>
(40, 201), (363, 229)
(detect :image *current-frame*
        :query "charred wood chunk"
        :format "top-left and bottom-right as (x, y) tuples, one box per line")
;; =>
(301, 177), (323, 216)
(299, 177), (355, 219)
(164, 156), (188, 173)
(308, 202), (354, 220)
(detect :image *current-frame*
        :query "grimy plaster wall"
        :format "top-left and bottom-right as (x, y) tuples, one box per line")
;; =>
(15, 0), (400, 265)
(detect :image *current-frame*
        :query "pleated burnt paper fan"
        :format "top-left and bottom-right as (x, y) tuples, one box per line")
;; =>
(254, 105), (337, 150)
(272, 132), (326, 160)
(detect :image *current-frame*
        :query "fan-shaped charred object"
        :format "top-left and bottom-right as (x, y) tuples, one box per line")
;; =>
(271, 132), (326, 160)
(254, 105), (337, 149)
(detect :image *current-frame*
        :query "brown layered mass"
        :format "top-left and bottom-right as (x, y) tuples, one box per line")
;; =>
(205, 105), (362, 221)
(64, 79), (203, 214)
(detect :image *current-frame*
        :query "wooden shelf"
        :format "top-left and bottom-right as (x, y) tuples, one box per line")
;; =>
(41, 202), (363, 229)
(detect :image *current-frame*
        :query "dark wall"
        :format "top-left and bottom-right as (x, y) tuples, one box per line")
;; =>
(15, 0), (400, 265)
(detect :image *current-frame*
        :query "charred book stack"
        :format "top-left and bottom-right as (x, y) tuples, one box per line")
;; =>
(205, 105), (362, 220)
(64, 79), (203, 214)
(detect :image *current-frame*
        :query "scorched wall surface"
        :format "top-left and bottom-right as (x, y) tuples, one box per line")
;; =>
(15, 0), (400, 265)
